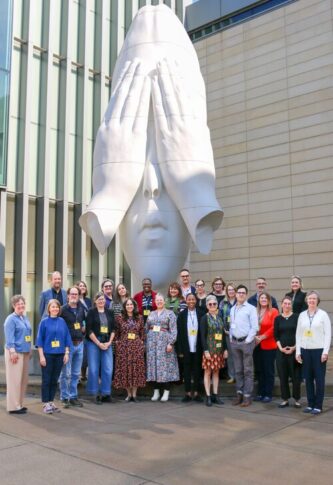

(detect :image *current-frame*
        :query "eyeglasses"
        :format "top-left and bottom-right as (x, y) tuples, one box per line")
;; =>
(104, 285), (112, 288)
(196, 284), (204, 287)
(207, 303), (217, 307)
(214, 283), (223, 286)
(69, 293), (79, 296)
(181, 275), (189, 278)
(237, 291), (247, 295)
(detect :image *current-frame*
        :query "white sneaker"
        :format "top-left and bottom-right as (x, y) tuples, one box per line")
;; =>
(50, 402), (61, 413)
(43, 403), (53, 414)
(151, 389), (160, 401)
(161, 390), (170, 402)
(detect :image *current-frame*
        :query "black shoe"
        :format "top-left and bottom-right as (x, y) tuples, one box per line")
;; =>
(182, 395), (192, 403)
(69, 398), (83, 407)
(212, 394), (224, 404)
(95, 395), (102, 405)
(206, 396), (212, 407)
(131, 397), (139, 403)
(9, 408), (27, 414)
(62, 399), (70, 408)
(21, 407), (28, 412)
(193, 395), (203, 403)
(101, 395), (111, 403)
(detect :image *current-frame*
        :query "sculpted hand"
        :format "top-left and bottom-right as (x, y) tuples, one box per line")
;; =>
(152, 59), (223, 253)
(80, 59), (151, 253)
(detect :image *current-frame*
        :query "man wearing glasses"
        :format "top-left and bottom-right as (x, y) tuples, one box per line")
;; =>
(230, 285), (258, 407)
(59, 287), (86, 408)
(179, 269), (196, 299)
(101, 279), (114, 310)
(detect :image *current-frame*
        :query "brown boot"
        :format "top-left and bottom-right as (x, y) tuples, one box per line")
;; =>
(240, 396), (252, 407)
(232, 393), (243, 406)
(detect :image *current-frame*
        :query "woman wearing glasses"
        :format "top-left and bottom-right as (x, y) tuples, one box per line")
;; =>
(195, 279), (207, 311)
(209, 277), (226, 306)
(200, 295), (228, 407)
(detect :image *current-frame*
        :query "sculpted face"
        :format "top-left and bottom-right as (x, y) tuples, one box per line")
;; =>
(79, 5), (223, 289)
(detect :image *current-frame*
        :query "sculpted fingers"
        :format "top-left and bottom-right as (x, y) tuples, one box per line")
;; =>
(151, 74), (168, 134)
(157, 59), (179, 119)
(132, 75), (151, 135)
(106, 58), (140, 121)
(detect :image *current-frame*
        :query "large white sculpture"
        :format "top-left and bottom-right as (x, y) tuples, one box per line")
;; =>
(79, 5), (223, 288)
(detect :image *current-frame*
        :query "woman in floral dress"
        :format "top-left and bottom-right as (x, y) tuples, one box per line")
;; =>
(146, 293), (179, 402)
(113, 298), (146, 402)
(200, 295), (228, 407)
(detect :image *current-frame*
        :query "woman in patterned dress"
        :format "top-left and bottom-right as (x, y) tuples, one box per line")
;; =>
(200, 295), (228, 407)
(146, 293), (179, 402)
(113, 298), (146, 402)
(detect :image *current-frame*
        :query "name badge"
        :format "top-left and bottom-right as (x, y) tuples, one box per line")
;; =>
(227, 316), (231, 323)
(144, 309), (151, 316)
(216, 342), (222, 348)
(304, 330), (313, 338)
(25, 335), (31, 342)
(153, 325), (160, 332)
(128, 333), (136, 340)
(215, 333), (222, 341)
(51, 340), (60, 348)
(100, 326), (108, 334)
(74, 323), (81, 330)
(189, 329), (197, 336)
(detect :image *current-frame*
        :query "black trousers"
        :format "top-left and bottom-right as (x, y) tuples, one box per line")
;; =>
(151, 382), (171, 391)
(258, 349), (276, 398)
(41, 353), (64, 403)
(183, 352), (202, 393)
(276, 350), (301, 401)
(302, 348), (326, 410)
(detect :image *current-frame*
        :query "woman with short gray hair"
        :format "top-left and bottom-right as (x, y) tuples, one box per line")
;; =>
(296, 291), (331, 415)
(4, 295), (32, 414)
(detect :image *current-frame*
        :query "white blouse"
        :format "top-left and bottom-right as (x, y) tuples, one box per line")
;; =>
(296, 308), (331, 355)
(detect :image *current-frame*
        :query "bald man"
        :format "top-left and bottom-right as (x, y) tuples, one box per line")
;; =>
(39, 271), (67, 318)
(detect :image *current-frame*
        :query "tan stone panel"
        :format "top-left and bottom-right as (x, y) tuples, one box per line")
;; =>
(294, 263), (333, 277)
(250, 255), (294, 269)
(246, 89), (288, 110)
(210, 116), (246, 133)
(206, 69), (223, 84)
(206, 51), (222, 67)
(290, 144), (333, 163)
(218, 152), (247, 167)
(208, 247), (250, 261)
(221, 33), (244, 49)
(289, 109), (333, 129)
(249, 265), (295, 278)
(222, 72), (246, 89)
(216, 141), (247, 157)
(246, 78), (287, 101)
(216, 185), (248, 200)
(288, 65), (333, 89)
(207, 89), (225, 103)
(212, 235), (249, 250)
(220, 205), (248, 218)
(289, 76), (333, 98)
(247, 154), (289, 172)
(244, 27), (286, 51)
(286, 0), (331, 25)
(245, 67), (287, 91)
(218, 215), (248, 229)
(285, 12), (331, 40)
(249, 208), (292, 225)
(218, 131), (247, 148)
(247, 121), (289, 142)
(287, 53), (333, 78)
(206, 33), (222, 47)
(292, 191), (333, 209)
(248, 177), (290, 194)
(290, 120), (333, 143)
(287, 42), (333, 67)
(246, 100), (289, 120)
(244, 46), (286, 71)
(207, 97), (224, 112)
(293, 215), (333, 232)
(215, 225), (249, 239)
(292, 178), (333, 197)
(290, 133), (332, 153)
(248, 165), (290, 183)
(245, 39), (287, 63)
(211, 102), (246, 121)
(245, 57), (287, 82)
(289, 97), (333, 121)
(216, 162), (246, 177)
(222, 23), (244, 38)
(219, 52), (245, 69)
(249, 220), (293, 237)
(210, 258), (251, 272)
(223, 90), (246, 107)
(293, 228), (333, 243)
(294, 252), (333, 266)
(292, 203), (333, 219)
(246, 111), (289, 131)
(218, 62), (245, 79)
(250, 243), (293, 258)
(216, 173), (248, 189)
(221, 42), (245, 60)
(247, 132), (289, 151)
(249, 197), (292, 215)
(249, 230), (293, 246)
(244, 17), (285, 41)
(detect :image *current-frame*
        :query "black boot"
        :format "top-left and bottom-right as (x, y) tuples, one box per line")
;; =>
(206, 395), (212, 407)
(212, 394), (224, 405)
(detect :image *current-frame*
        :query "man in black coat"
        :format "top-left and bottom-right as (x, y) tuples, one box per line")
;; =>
(177, 293), (204, 402)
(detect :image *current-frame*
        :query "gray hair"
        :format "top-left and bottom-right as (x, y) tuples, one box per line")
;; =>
(206, 295), (218, 307)
(306, 290), (320, 304)
(11, 294), (26, 307)
(155, 293), (165, 301)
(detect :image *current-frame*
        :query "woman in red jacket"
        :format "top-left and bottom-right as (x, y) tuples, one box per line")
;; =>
(255, 293), (279, 403)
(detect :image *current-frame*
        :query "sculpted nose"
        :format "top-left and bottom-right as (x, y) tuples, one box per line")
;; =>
(143, 160), (160, 200)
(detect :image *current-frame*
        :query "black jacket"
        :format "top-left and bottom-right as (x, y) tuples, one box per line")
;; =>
(248, 293), (279, 310)
(60, 303), (86, 342)
(176, 307), (204, 355)
(86, 307), (115, 343)
(285, 289), (308, 315)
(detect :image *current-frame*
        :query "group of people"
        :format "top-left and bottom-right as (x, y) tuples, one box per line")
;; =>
(3, 270), (331, 417)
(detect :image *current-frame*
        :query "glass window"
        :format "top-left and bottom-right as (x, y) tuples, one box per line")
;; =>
(48, 202), (56, 274)
(67, 204), (74, 286)
(0, 0), (13, 71)
(0, 70), (10, 185)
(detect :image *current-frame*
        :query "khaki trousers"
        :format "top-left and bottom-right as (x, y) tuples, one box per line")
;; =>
(5, 349), (30, 411)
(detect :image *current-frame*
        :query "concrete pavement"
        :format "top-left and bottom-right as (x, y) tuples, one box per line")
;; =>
(1, 394), (333, 485)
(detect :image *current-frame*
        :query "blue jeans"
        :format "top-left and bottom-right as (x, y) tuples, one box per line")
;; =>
(59, 341), (84, 400)
(86, 340), (113, 396)
(41, 353), (64, 403)
(301, 348), (326, 410)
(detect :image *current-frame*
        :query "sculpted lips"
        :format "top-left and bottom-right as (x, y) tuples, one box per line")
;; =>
(140, 213), (167, 238)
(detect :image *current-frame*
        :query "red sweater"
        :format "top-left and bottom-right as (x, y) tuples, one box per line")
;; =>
(133, 291), (157, 315)
(259, 308), (279, 350)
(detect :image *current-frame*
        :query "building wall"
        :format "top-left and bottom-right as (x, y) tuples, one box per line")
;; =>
(0, 0), (183, 339)
(189, 0), (333, 312)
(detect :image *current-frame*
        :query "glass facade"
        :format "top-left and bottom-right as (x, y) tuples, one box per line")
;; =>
(0, 0), (183, 338)
(0, 0), (12, 186)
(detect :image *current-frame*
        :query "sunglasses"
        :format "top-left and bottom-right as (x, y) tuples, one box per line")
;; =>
(207, 303), (217, 307)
